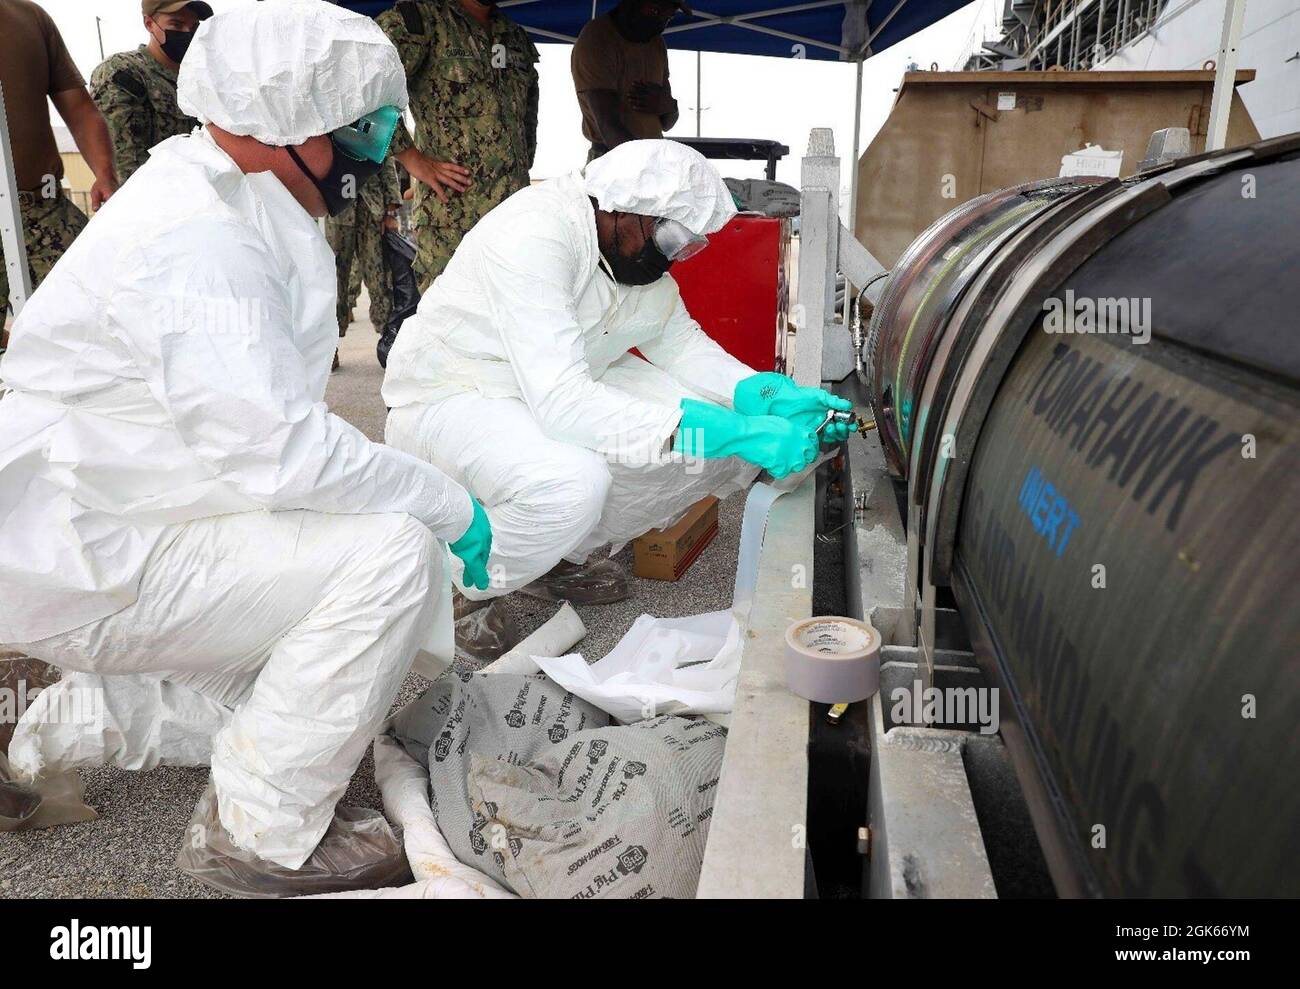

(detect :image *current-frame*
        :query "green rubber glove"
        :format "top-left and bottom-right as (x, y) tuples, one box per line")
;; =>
(449, 497), (493, 591)
(733, 372), (858, 442)
(676, 399), (819, 479)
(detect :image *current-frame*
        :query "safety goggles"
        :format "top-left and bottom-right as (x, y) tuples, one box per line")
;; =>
(332, 105), (401, 165)
(653, 217), (709, 263)
(285, 105), (401, 217)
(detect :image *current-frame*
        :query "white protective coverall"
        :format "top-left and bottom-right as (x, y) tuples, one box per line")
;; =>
(0, 2), (474, 869)
(382, 140), (759, 598)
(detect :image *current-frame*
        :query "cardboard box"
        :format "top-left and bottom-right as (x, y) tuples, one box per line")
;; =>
(633, 497), (719, 582)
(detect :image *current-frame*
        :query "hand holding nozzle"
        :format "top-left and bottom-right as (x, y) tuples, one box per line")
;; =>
(734, 372), (858, 441)
(816, 408), (874, 439)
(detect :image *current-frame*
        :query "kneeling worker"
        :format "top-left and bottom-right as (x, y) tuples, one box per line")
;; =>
(382, 139), (854, 610)
(0, 2), (491, 872)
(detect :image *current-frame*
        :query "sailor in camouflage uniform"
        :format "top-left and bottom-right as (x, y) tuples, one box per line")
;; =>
(326, 159), (403, 336)
(88, 1), (210, 184)
(377, 0), (539, 290)
(0, 194), (88, 321)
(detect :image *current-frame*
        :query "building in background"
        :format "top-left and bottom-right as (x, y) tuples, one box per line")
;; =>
(52, 125), (94, 215)
(963, 0), (1299, 137)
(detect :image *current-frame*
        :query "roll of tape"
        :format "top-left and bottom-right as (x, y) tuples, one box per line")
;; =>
(783, 616), (881, 703)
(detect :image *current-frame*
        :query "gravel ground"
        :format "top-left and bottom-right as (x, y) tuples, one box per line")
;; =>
(2, 301), (743, 899)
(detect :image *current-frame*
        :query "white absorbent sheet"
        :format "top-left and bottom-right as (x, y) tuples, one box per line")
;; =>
(530, 483), (785, 724)
(532, 611), (742, 723)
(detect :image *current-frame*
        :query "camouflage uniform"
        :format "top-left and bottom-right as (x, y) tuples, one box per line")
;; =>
(345, 248), (363, 320)
(377, 0), (539, 290)
(346, 162), (401, 325)
(89, 46), (199, 184)
(0, 191), (87, 317)
(326, 160), (402, 334)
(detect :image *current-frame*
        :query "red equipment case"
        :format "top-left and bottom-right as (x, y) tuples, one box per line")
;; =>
(670, 214), (791, 373)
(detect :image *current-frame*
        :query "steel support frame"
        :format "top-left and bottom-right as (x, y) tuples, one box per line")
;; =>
(796, 129), (887, 385)
(844, 422), (1002, 899)
(699, 128), (894, 897)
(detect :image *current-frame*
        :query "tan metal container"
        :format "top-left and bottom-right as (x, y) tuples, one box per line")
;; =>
(854, 70), (1260, 268)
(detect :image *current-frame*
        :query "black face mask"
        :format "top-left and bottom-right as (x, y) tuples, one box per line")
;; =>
(602, 214), (672, 286)
(286, 140), (383, 217)
(614, 3), (671, 42)
(159, 29), (196, 65)
(624, 15), (667, 42)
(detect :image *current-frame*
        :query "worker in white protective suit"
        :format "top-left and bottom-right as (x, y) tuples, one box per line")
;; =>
(382, 139), (856, 625)
(0, 0), (492, 879)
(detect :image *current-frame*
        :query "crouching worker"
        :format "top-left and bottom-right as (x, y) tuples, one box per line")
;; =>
(0, 1), (492, 882)
(381, 139), (855, 629)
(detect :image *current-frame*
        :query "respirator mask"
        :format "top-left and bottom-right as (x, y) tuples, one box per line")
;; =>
(286, 105), (401, 217)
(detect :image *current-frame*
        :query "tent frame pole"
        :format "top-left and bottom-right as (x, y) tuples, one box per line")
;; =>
(1206, 0), (1247, 151)
(847, 0), (914, 229)
(0, 79), (33, 321)
(843, 57), (865, 333)
(848, 57), (864, 237)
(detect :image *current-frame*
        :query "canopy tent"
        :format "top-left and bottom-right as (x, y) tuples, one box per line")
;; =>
(340, 1), (972, 62)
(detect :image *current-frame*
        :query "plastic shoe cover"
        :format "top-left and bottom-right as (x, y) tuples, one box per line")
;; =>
(454, 598), (521, 662)
(452, 590), (491, 622)
(175, 783), (410, 898)
(0, 752), (97, 832)
(0, 651), (57, 755)
(0, 654), (97, 832)
(520, 557), (629, 605)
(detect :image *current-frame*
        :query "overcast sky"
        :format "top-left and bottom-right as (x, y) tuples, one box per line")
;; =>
(39, 0), (1001, 188)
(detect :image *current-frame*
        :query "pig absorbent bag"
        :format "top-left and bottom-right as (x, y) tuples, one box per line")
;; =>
(388, 672), (726, 899)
